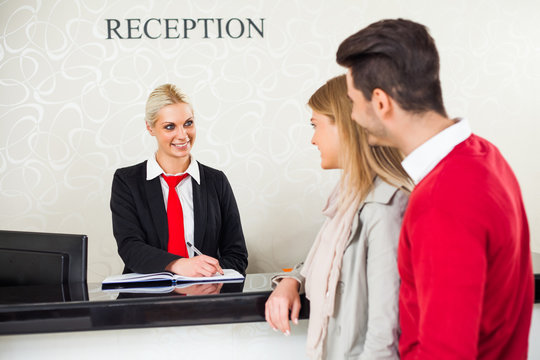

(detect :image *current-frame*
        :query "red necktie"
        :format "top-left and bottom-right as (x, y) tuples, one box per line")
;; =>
(162, 174), (190, 257)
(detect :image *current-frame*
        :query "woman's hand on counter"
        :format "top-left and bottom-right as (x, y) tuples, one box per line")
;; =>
(166, 255), (224, 277)
(265, 277), (301, 335)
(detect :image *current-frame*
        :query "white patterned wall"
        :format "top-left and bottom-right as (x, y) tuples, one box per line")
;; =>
(1, 0), (539, 282)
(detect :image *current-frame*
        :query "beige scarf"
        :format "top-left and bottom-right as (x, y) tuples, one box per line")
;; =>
(301, 184), (361, 359)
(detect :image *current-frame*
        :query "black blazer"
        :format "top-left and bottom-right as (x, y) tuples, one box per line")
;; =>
(110, 161), (248, 274)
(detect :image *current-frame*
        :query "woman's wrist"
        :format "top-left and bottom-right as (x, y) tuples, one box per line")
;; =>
(165, 258), (185, 274)
(279, 277), (301, 291)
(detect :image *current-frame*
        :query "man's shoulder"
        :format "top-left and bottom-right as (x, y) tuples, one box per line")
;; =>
(425, 134), (504, 182)
(411, 133), (519, 217)
(451, 133), (502, 162)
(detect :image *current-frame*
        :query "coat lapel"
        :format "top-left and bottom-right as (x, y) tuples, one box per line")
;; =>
(345, 201), (366, 249)
(192, 163), (207, 249)
(145, 176), (169, 250)
(345, 178), (400, 249)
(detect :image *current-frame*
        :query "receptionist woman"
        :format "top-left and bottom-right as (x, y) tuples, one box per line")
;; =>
(110, 84), (248, 276)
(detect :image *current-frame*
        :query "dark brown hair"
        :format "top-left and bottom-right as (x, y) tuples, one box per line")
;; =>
(336, 19), (447, 117)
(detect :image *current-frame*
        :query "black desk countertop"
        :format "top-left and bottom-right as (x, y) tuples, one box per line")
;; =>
(535, 273), (540, 303)
(0, 273), (309, 336)
(1, 266), (539, 337)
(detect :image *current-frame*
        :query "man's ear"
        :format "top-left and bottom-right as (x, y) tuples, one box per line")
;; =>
(371, 88), (393, 121)
(146, 122), (154, 136)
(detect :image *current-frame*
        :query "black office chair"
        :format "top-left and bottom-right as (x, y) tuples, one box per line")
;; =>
(0, 230), (88, 301)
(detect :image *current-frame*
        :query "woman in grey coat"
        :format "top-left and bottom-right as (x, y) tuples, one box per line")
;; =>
(265, 75), (412, 359)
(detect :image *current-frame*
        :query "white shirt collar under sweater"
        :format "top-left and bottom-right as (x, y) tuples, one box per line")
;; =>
(146, 154), (200, 184)
(401, 117), (472, 185)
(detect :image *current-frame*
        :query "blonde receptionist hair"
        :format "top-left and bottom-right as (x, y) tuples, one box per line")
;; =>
(145, 84), (193, 128)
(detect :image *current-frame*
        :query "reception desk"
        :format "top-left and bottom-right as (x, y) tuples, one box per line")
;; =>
(1, 264), (539, 359)
(0, 273), (309, 335)
(531, 253), (540, 360)
(0, 273), (311, 360)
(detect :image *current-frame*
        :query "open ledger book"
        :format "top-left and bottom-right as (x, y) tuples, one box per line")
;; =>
(101, 269), (244, 293)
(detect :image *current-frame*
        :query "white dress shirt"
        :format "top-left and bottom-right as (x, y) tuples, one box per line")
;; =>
(146, 155), (201, 258)
(401, 118), (472, 185)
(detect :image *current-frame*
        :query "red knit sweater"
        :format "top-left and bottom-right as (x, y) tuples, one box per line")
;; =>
(398, 134), (534, 359)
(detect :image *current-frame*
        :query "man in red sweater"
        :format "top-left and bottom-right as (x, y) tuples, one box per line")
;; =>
(336, 19), (534, 359)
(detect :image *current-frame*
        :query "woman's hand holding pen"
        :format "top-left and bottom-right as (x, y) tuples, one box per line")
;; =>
(265, 278), (301, 336)
(166, 255), (224, 277)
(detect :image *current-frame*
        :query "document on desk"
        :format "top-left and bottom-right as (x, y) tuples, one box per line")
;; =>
(101, 269), (244, 291)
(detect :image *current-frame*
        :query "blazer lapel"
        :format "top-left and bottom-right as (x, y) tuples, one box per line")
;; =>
(192, 163), (207, 249)
(145, 176), (169, 250)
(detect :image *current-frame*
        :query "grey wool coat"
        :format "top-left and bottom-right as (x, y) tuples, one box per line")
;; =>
(274, 177), (409, 359)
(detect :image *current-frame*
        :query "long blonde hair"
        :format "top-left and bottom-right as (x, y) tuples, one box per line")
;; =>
(308, 75), (412, 209)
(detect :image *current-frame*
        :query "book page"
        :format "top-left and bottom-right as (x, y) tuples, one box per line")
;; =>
(102, 272), (174, 284)
(173, 269), (244, 283)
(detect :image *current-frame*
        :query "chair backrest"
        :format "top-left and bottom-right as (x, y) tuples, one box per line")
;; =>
(0, 230), (88, 286)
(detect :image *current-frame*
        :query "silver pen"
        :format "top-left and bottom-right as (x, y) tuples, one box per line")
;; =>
(186, 241), (203, 256)
(187, 241), (224, 275)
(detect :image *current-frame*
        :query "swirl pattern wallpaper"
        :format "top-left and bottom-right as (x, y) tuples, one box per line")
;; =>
(1, 0), (539, 282)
